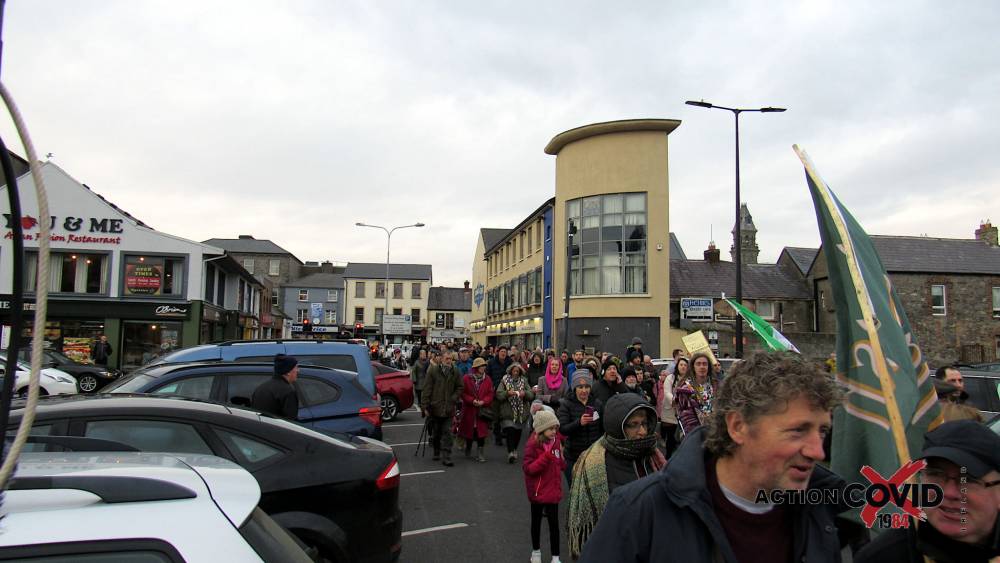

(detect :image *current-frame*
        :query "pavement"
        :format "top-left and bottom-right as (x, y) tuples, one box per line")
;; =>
(387, 407), (568, 563)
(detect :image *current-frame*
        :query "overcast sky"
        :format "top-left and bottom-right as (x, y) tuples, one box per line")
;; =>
(1, 1), (997, 286)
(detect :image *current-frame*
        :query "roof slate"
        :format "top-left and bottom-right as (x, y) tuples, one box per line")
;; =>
(780, 247), (819, 275)
(669, 232), (687, 260)
(343, 262), (433, 280)
(868, 236), (1000, 275)
(481, 228), (511, 253)
(428, 286), (472, 311)
(288, 273), (345, 289)
(202, 237), (298, 258)
(670, 260), (811, 300)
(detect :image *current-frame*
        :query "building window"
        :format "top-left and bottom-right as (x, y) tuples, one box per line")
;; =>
(435, 313), (455, 329)
(29, 252), (108, 295)
(411, 308), (421, 324)
(520, 274), (528, 308)
(546, 225), (551, 242)
(535, 267), (543, 303)
(412, 283), (421, 298)
(993, 286), (1000, 318)
(354, 307), (364, 323)
(545, 281), (551, 299)
(122, 255), (185, 297)
(271, 291), (279, 307)
(375, 282), (386, 299)
(393, 283), (403, 299)
(355, 282), (365, 298)
(375, 308), (384, 326)
(527, 227), (532, 254)
(243, 258), (254, 271)
(996, 335), (1000, 360)
(393, 308), (402, 315)
(520, 232), (525, 260)
(298, 289), (308, 301)
(296, 309), (307, 322)
(931, 285), (946, 316)
(537, 220), (543, 249)
(567, 192), (646, 296)
(268, 259), (280, 276)
(325, 310), (337, 324)
(328, 290), (338, 302)
(757, 301), (776, 320)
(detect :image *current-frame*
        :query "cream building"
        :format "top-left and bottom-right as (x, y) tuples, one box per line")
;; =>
(427, 284), (473, 343)
(342, 263), (432, 344)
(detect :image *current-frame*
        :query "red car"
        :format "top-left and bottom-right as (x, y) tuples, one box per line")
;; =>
(372, 362), (414, 421)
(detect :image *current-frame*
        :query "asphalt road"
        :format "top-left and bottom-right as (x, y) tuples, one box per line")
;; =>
(386, 407), (568, 563)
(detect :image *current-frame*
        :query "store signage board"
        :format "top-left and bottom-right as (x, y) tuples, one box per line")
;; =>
(310, 303), (324, 325)
(125, 263), (163, 295)
(680, 298), (713, 322)
(3, 214), (128, 245)
(383, 314), (412, 335)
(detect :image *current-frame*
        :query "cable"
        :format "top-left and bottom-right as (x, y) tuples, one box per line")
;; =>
(0, 80), (51, 491)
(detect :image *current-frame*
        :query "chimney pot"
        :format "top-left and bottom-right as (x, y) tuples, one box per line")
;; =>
(464, 280), (470, 289)
(975, 221), (999, 246)
(238, 235), (254, 240)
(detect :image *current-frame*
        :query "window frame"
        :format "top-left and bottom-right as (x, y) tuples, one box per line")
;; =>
(931, 284), (947, 316)
(411, 283), (422, 298)
(393, 282), (403, 299)
(756, 300), (776, 320)
(566, 192), (647, 296)
(354, 307), (364, 323)
(267, 259), (280, 276)
(411, 308), (421, 324)
(375, 282), (386, 299)
(25, 250), (112, 296)
(992, 286), (1000, 319)
(328, 289), (338, 302)
(298, 289), (309, 302)
(355, 281), (365, 298)
(243, 258), (255, 272)
(121, 253), (188, 299)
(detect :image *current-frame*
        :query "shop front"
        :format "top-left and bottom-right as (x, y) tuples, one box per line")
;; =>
(486, 317), (543, 350)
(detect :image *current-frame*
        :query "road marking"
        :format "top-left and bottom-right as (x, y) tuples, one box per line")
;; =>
(383, 423), (426, 428)
(401, 523), (469, 537)
(400, 470), (445, 477)
(387, 442), (421, 447)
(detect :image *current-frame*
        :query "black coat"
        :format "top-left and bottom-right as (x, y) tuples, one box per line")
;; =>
(486, 356), (512, 386)
(591, 377), (629, 407)
(251, 376), (298, 419)
(579, 426), (848, 563)
(855, 515), (1000, 563)
(557, 393), (604, 461)
(601, 393), (659, 494)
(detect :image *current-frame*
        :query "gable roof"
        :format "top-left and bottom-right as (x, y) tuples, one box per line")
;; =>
(343, 262), (433, 281)
(481, 228), (511, 253)
(428, 286), (471, 311)
(669, 232), (687, 260)
(202, 236), (301, 261)
(779, 247), (818, 275)
(670, 260), (811, 300)
(866, 236), (1000, 275)
(287, 273), (344, 289)
(484, 198), (555, 256)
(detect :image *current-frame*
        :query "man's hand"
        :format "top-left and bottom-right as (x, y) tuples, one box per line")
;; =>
(508, 390), (518, 398)
(581, 414), (593, 426)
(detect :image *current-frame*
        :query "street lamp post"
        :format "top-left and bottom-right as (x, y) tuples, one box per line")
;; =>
(685, 100), (785, 358)
(562, 220), (577, 354)
(355, 222), (425, 349)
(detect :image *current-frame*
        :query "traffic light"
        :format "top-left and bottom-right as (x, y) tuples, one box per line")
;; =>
(354, 322), (363, 338)
(302, 319), (312, 333)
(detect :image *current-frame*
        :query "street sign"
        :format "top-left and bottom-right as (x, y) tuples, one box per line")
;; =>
(680, 298), (713, 322)
(383, 314), (412, 335)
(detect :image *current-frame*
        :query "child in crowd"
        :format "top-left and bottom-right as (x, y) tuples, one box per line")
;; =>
(523, 407), (565, 563)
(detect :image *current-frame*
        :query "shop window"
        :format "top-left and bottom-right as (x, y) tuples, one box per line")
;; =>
(355, 307), (364, 323)
(26, 252), (109, 295)
(121, 320), (182, 372)
(393, 283), (403, 299)
(327, 290), (338, 302)
(411, 308), (420, 324)
(567, 192), (646, 296)
(376, 282), (386, 299)
(412, 283), (421, 298)
(123, 255), (185, 298)
(931, 285), (946, 316)
(355, 282), (365, 298)
(298, 289), (309, 301)
(268, 259), (280, 276)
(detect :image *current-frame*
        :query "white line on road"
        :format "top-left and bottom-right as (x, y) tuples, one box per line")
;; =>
(400, 470), (445, 477)
(383, 423), (426, 428)
(401, 523), (469, 537)
(387, 442), (421, 447)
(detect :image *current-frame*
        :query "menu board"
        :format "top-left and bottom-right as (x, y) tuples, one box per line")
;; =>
(62, 337), (94, 364)
(124, 263), (163, 295)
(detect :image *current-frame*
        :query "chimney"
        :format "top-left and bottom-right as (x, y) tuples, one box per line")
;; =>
(464, 280), (470, 289)
(704, 241), (720, 263)
(975, 221), (998, 246)
(238, 235), (254, 240)
(320, 260), (334, 273)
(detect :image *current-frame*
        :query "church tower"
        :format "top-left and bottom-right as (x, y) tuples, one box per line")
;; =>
(730, 203), (759, 264)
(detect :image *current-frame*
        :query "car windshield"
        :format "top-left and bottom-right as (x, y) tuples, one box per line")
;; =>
(103, 373), (158, 393)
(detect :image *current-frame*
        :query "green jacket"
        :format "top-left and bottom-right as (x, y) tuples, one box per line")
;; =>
(421, 363), (463, 418)
(494, 374), (535, 424)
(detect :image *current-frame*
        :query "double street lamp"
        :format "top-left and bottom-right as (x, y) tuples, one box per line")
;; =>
(685, 100), (786, 358)
(355, 222), (425, 347)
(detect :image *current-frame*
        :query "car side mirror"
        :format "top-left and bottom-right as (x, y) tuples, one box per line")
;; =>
(231, 396), (251, 407)
(46, 362), (58, 369)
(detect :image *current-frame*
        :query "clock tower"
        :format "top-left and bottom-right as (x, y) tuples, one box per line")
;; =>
(730, 203), (759, 264)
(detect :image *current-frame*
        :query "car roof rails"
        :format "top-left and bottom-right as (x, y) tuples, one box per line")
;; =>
(8, 475), (196, 503)
(213, 339), (355, 347)
(6, 435), (140, 452)
(164, 361), (342, 373)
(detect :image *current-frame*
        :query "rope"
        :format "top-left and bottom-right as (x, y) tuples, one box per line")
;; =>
(0, 80), (51, 490)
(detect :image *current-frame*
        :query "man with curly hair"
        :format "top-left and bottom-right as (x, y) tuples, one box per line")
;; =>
(579, 351), (849, 563)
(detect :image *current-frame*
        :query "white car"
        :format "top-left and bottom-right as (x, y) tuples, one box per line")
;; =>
(0, 451), (314, 562)
(0, 354), (78, 395)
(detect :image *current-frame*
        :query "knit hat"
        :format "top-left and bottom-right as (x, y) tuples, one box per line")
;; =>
(571, 368), (593, 388)
(631, 337), (642, 345)
(533, 409), (560, 434)
(274, 354), (298, 376)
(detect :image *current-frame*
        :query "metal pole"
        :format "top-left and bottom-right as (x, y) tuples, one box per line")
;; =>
(384, 228), (392, 349)
(734, 110), (743, 359)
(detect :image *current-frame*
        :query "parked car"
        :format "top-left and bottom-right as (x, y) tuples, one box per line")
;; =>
(104, 361), (383, 438)
(0, 354), (78, 396)
(8, 394), (403, 562)
(969, 361), (1000, 373)
(959, 370), (1000, 419)
(372, 361), (415, 421)
(0, 450), (313, 562)
(142, 339), (377, 397)
(5, 347), (119, 392)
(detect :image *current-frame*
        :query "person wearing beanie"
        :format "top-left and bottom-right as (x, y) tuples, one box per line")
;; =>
(592, 362), (628, 406)
(251, 353), (299, 419)
(523, 404), (565, 563)
(557, 368), (603, 486)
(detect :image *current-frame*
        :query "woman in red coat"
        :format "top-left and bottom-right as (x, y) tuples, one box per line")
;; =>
(459, 357), (495, 462)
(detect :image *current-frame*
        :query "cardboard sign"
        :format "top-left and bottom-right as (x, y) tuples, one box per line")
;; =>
(682, 331), (718, 364)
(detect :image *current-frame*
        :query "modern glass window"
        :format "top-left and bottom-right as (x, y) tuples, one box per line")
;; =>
(122, 255), (184, 297)
(931, 285), (946, 316)
(26, 252), (109, 295)
(268, 259), (280, 276)
(393, 282), (403, 299)
(375, 308), (384, 326)
(375, 282), (386, 299)
(298, 289), (308, 301)
(412, 283), (421, 298)
(567, 192), (646, 295)
(328, 290), (338, 302)
(528, 270), (537, 306)
(520, 274), (528, 307)
(243, 258), (254, 271)
(535, 267), (543, 303)
(215, 429), (283, 465)
(520, 232), (525, 259)
(992, 286), (1000, 318)
(411, 308), (421, 324)
(355, 307), (364, 323)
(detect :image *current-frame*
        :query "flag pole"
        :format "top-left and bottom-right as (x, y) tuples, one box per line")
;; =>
(793, 144), (911, 467)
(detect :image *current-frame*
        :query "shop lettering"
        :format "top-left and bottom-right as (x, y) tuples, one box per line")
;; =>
(155, 305), (188, 315)
(3, 214), (124, 234)
(3, 231), (122, 245)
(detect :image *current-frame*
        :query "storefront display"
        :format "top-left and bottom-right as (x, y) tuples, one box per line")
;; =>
(122, 320), (182, 371)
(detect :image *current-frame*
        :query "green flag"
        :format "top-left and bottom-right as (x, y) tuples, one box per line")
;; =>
(722, 295), (800, 353)
(795, 146), (941, 496)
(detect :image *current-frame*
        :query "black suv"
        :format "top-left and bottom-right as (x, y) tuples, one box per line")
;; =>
(5, 348), (119, 392)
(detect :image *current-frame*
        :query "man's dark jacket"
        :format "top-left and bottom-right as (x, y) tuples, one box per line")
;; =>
(486, 355), (512, 386)
(855, 515), (1000, 563)
(591, 377), (628, 407)
(251, 376), (298, 419)
(579, 426), (848, 563)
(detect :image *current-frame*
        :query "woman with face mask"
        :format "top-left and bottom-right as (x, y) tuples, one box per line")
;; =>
(674, 352), (716, 437)
(567, 393), (665, 559)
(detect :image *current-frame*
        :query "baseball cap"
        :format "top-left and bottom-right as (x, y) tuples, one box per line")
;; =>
(920, 420), (1000, 479)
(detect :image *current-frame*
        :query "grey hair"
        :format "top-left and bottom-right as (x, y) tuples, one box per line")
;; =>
(704, 352), (845, 457)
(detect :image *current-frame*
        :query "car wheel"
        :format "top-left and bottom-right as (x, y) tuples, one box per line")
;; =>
(78, 374), (99, 393)
(381, 395), (400, 421)
(16, 387), (49, 397)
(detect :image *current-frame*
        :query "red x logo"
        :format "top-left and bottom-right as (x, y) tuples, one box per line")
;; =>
(859, 459), (927, 528)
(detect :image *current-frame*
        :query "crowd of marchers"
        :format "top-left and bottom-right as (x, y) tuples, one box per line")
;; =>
(253, 339), (1000, 563)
